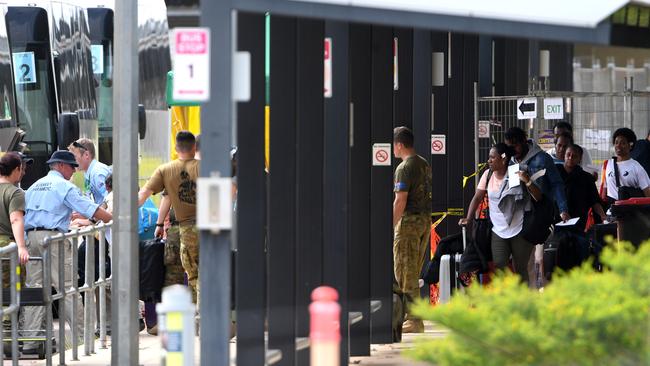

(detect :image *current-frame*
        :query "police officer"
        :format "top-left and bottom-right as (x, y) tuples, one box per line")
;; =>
(21, 150), (112, 353)
(69, 138), (111, 204)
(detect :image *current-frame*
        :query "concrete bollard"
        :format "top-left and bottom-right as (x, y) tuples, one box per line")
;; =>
(309, 286), (341, 366)
(156, 285), (196, 366)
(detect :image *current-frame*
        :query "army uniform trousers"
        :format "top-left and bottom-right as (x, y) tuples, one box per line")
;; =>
(393, 213), (430, 319)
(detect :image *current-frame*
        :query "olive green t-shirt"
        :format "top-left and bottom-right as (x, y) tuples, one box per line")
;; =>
(0, 183), (25, 238)
(144, 159), (199, 224)
(394, 155), (432, 214)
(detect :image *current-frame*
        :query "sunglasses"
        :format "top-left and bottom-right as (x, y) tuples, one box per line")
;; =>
(72, 141), (88, 152)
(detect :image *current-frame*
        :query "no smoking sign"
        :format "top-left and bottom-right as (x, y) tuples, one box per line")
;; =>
(372, 143), (391, 166)
(431, 134), (446, 155)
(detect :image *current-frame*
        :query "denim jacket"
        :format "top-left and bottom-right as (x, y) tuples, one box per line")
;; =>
(512, 141), (568, 213)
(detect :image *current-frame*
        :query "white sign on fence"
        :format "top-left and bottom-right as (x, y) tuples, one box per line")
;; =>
(478, 120), (490, 138)
(517, 98), (537, 119)
(543, 97), (564, 119)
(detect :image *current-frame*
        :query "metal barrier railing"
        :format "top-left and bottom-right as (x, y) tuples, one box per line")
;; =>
(41, 221), (112, 366)
(0, 242), (21, 366)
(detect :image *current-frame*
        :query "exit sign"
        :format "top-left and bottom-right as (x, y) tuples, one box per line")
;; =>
(543, 97), (563, 120)
(172, 28), (210, 102)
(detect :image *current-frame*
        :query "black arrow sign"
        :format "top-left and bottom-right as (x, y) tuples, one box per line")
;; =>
(519, 100), (535, 114)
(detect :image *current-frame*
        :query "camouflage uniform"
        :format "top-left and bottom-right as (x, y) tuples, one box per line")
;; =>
(179, 224), (199, 309)
(393, 155), (432, 323)
(164, 224), (185, 287)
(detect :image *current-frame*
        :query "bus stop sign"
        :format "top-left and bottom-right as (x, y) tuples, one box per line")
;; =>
(172, 28), (211, 102)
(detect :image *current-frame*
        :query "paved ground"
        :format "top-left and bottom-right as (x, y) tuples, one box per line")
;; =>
(349, 323), (446, 366)
(3, 322), (446, 365)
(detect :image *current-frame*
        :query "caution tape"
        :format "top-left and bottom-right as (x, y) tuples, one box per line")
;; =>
(462, 163), (487, 189)
(431, 208), (465, 227)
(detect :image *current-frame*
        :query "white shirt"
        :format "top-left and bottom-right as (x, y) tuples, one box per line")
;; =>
(605, 158), (650, 200)
(478, 171), (524, 239)
(547, 147), (596, 174)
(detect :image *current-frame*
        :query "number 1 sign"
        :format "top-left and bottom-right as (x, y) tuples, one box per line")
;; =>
(172, 28), (211, 103)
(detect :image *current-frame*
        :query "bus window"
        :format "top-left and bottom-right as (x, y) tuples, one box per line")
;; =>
(88, 7), (114, 165)
(7, 7), (58, 155)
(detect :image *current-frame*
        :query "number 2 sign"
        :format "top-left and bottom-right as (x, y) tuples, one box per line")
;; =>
(172, 28), (211, 103)
(12, 52), (37, 85)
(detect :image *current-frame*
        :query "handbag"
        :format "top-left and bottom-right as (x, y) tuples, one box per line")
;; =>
(472, 171), (493, 263)
(521, 191), (556, 244)
(612, 157), (645, 201)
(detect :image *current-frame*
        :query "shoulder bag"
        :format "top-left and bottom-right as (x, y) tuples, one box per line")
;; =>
(471, 170), (493, 265)
(612, 157), (645, 201)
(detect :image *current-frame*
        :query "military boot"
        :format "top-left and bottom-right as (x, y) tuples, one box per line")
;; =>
(402, 319), (424, 333)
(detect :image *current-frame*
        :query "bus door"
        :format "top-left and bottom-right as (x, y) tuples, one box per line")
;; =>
(6, 6), (58, 188)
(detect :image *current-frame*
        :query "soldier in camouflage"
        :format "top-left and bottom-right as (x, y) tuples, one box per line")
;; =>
(392, 126), (432, 334)
(161, 205), (185, 287)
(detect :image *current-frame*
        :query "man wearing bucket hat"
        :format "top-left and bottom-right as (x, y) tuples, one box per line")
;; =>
(21, 150), (112, 353)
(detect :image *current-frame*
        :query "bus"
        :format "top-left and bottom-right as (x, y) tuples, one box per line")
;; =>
(6, 0), (97, 187)
(83, 0), (172, 185)
(5, 0), (172, 188)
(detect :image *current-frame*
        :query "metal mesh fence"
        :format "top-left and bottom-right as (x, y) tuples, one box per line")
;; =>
(475, 91), (650, 172)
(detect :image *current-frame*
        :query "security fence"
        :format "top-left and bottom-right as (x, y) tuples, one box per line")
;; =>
(474, 84), (650, 179)
(40, 222), (112, 366)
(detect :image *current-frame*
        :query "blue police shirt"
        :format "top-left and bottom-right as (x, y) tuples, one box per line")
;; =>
(85, 159), (111, 205)
(25, 171), (99, 233)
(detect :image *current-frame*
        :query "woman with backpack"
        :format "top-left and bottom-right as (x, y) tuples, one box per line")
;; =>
(459, 143), (542, 282)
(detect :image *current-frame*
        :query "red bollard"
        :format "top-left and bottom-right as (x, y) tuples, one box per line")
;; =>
(309, 286), (341, 366)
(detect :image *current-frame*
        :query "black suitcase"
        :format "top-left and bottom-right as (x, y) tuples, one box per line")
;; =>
(139, 238), (165, 302)
(586, 223), (617, 271)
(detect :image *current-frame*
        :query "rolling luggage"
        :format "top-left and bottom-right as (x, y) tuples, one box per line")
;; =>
(139, 238), (165, 302)
(543, 228), (589, 281)
(586, 223), (617, 271)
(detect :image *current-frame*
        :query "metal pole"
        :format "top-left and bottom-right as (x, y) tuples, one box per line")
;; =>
(98, 229), (107, 349)
(10, 251), (18, 366)
(112, 0), (139, 363)
(200, 1), (233, 365)
(1, 254), (4, 366)
(84, 234), (95, 356)
(71, 237), (79, 361)
(44, 244), (53, 366)
(474, 82), (479, 187)
(58, 243), (65, 366)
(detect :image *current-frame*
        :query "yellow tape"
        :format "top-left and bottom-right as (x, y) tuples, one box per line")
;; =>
(431, 208), (465, 227)
(16, 282), (20, 291)
(462, 163), (487, 188)
(432, 213), (447, 228)
(15, 266), (20, 275)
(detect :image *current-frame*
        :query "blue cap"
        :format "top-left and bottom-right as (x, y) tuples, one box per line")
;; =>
(46, 150), (78, 167)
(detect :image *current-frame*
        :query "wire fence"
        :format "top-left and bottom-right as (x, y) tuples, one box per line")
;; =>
(475, 87), (650, 175)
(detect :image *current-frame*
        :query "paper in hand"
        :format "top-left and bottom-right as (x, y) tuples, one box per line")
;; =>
(508, 164), (521, 189)
(556, 217), (579, 227)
